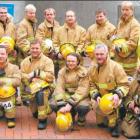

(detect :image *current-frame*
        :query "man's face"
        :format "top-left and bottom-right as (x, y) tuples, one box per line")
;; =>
(45, 10), (55, 23)
(96, 12), (106, 25)
(121, 5), (133, 20)
(66, 55), (78, 70)
(65, 11), (76, 25)
(94, 47), (108, 65)
(0, 48), (7, 64)
(26, 10), (36, 21)
(30, 43), (41, 58)
(0, 8), (8, 22)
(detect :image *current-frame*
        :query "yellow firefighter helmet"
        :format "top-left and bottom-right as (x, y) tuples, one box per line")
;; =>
(112, 38), (130, 58)
(84, 40), (103, 58)
(41, 38), (53, 54)
(99, 93), (114, 115)
(0, 36), (15, 53)
(29, 79), (49, 94)
(0, 85), (16, 98)
(56, 111), (72, 132)
(59, 43), (75, 59)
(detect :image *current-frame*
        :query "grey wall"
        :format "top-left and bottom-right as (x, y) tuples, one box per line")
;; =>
(1, 1), (140, 29)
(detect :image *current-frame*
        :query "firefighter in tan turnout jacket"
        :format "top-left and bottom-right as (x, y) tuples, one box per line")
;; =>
(121, 64), (140, 139)
(111, 1), (140, 76)
(0, 45), (21, 128)
(89, 43), (129, 137)
(86, 9), (115, 58)
(16, 4), (37, 65)
(0, 7), (17, 64)
(20, 39), (55, 130)
(50, 53), (91, 127)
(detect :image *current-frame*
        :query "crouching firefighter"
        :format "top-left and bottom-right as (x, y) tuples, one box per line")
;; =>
(20, 39), (55, 130)
(121, 64), (140, 139)
(89, 43), (129, 137)
(50, 53), (91, 128)
(0, 44), (21, 128)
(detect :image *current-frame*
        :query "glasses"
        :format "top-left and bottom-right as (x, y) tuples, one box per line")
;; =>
(0, 12), (7, 14)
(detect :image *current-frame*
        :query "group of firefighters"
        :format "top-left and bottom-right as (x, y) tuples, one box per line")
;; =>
(0, 0), (140, 139)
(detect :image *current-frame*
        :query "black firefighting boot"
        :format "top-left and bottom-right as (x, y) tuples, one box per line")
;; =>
(7, 118), (16, 128)
(111, 123), (120, 137)
(38, 119), (47, 130)
(77, 106), (90, 126)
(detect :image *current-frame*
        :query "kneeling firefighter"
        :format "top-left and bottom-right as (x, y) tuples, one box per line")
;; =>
(0, 45), (21, 128)
(50, 53), (91, 129)
(89, 43), (129, 137)
(20, 39), (55, 130)
(121, 65), (140, 139)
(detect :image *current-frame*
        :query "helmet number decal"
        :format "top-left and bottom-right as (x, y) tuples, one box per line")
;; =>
(0, 101), (13, 110)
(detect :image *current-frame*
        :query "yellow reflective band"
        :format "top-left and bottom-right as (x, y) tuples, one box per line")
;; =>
(38, 110), (46, 116)
(119, 62), (137, 68)
(96, 83), (108, 89)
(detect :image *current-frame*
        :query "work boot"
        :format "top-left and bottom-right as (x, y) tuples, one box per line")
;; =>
(97, 123), (107, 128)
(111, 124), (120, 137)
(32, 112), (38, 119)
(38, 119), (47, 130)
(23, 100), (30, 106)
(7, 118), (16, 128)
(77, 116), (86, 126)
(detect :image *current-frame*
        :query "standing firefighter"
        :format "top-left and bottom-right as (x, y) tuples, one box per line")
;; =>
(20, 39), (55, 130)
(86, 9), (115, 59)
(16, 4), (37, 65)
(89, 43), (129, 137)
(0, 45), (21, 128)
(111, 1), (140, 76)
(50, 53), (91, 130)
(53, 10), (86, 77)
(121, 64), (140, 139)
(0, 7), (17, 64)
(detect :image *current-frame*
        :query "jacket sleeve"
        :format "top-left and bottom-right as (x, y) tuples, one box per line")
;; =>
(54, 69), (66, 106)
(76, 28), (86, 53)
(67, 71), (89, 106)
(16, 24), (31, 54)
(88, 66), (101, 100)
(127, 21), (140, 52)
(35, 23), (46, 42)
(114, 64), (129, 98)
(39, 58), (55, 83)
(0, 65), (21, 87)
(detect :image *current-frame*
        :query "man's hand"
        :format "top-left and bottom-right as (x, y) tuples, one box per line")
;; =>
(113, 94), (120, 108)
(134, 106), (140, 114)
(59, 103), (72, 113)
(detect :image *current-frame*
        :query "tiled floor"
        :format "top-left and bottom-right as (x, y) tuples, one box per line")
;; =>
(0, 106), (126, 139)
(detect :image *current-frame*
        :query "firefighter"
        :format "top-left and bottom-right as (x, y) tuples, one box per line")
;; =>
(16, 4), (37, 65)
(89, 43), (129, 137)
(36, 8), (60, 78)
(86, 9), (115, 58)
(121, 64), (140, 139)
(111, 1), (140, 76)
(53, 10), (86, 77)
(36, 8), (60, 43)
(50, 53), (91, 127)
(0, 45), (21, 128)
(20, 39), (55, 130)
(0, 7), (17, 65)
